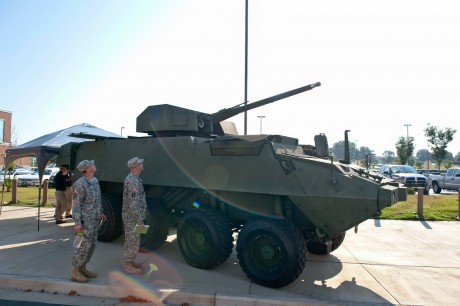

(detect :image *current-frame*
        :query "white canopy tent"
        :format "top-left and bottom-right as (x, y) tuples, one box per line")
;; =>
(1, 123), (122, 230)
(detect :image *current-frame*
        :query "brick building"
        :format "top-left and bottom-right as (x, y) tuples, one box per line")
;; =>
(1, 110), (31, 169)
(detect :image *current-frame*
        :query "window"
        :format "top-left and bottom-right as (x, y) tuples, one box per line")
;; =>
(0, 120), (4, 143)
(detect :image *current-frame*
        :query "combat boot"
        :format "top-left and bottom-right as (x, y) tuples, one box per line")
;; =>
(132, 261), (142, 269)
(81, 265), (97, 278)
(71, 266), (88, 283)
(124, 261), (142, 274)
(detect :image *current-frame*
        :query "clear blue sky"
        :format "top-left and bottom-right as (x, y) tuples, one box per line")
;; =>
(1, 0), (459, 156)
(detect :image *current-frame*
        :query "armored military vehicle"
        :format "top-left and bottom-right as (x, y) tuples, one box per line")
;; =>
(57, 82), (406, 288)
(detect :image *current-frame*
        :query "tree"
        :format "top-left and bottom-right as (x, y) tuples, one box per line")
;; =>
(382, 150), (395, 164)
(330, 141), (376, 164)
(443, 160), (453, 169)
(395, 136), (415, 165)
(415, 149), (431, 162)
(330, 141), (346, 161)
(454, 152), (460, 165)
(358, 146), (376, 164)
(424, 125), (457, 170)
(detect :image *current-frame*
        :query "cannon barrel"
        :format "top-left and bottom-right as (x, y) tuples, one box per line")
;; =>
(211, 82), (321, 123)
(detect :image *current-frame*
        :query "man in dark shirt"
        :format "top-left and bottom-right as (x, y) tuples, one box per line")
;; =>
(64, 167), (73, 218)
(53, 165), (72, 224)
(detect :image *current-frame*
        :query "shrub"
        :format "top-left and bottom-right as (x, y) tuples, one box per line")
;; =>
(4, 179), (13, 192)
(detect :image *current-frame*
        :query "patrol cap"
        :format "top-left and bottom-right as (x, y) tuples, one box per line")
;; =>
(127, 157), (144, 169)
(76, 160), (95, 172)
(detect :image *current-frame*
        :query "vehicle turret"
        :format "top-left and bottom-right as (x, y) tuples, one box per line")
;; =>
(136, 82), (321, 136)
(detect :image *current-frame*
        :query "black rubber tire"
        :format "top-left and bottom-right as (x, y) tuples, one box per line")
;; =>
(98, 193), (123, 242)
(177, 209), (233, 269)
(432, 182), (442, 194)
(140, 202), (169, 250)
(423, 185), (430, 195)
(306, 232), (346, 255)
(236, 217), (307, 288)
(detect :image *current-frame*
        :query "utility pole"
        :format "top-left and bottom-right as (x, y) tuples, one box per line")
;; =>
(120, 127), (125, 136)
(243, 0), (249, 135)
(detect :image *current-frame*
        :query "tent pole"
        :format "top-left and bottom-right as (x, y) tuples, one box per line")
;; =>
(37, 185), (41, 231)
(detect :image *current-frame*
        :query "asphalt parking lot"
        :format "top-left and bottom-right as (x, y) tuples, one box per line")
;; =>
(0, 206), (459, 306)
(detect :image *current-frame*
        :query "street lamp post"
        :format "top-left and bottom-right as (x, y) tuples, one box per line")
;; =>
(121, 127), (125, 136)
(404, 123), (411, 165)
(257, 116), (265, 134)
(404, 124), (411, 139)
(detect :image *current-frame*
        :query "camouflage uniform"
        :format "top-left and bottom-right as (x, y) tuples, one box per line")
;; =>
(122, 172), (147, 262)
(72, 175), (102, 267)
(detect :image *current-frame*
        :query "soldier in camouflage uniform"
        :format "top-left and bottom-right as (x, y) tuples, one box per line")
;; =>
(71, 160), (106, 283)
(122, 157), (147, 274)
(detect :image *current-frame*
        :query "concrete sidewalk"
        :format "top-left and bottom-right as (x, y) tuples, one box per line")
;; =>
(0, 206), (459, 306)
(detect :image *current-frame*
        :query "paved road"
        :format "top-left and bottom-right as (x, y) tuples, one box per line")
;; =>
(0, 206), (459, 306)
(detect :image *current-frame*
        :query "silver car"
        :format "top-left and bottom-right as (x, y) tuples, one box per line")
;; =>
(16, 167), (60, 187)
(0, 168), (35, 186)
(379, 164), (429, 194)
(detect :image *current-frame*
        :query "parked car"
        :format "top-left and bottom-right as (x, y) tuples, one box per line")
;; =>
(379, 164), (429, 195)
(417, 169), (441, 177)
(428, 167), (460, 194)
(16, 167), (60, 187)
(0, 168), (35, 186)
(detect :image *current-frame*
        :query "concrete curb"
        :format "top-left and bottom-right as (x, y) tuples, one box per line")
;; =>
(0, 275), (334, 306)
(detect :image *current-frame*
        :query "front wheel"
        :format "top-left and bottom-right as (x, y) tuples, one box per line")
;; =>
(432, 181), (442, 194)
(306, 232), (346, 255)
(236, 217), (307, 288)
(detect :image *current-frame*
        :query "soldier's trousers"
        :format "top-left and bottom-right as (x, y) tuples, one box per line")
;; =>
(72, 220), (98, 267)
(55, 190), (67, 220)
(123, 214), (141, 262)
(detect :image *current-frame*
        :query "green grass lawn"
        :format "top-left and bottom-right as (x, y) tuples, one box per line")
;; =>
(1, 186), (56, 208)
(378, 193), (459, 221)
(1, 187), (459, 221)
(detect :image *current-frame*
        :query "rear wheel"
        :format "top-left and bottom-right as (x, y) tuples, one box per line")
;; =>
(432, 182), (442, 194)
(140, 202), (169, 250)
(98, 193), (123, 242)
(306, 232), (346, 255)
(236, 217), (307, 288)
(177, 209), (233, 269)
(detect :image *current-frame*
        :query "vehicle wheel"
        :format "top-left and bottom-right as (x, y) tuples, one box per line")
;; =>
(177, 209), (233, 269)
(236, 217), (307, 288)
(306, 232), (346, 255)
(423, 185), (430, 195)
(140, 202), (169, 250)
(432, 182), (442, 194)
(98, 193), (123, 242)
